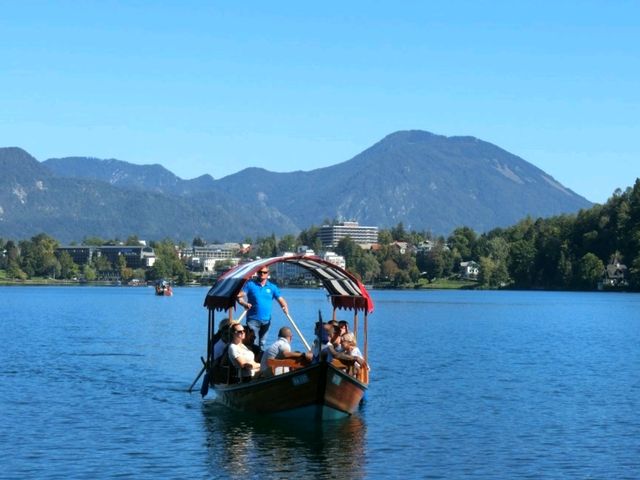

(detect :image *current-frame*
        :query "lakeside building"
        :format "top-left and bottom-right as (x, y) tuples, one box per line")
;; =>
(56, 245), (156, 269)
(460, 260), (480, 280)
(318, 221), (378, 248)
(186, 243), (249, 272)
(273, 248), (347, 284)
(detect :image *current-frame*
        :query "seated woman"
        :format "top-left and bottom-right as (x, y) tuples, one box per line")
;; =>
(228, 324), (261, 381)
(339, 332), (366, 377)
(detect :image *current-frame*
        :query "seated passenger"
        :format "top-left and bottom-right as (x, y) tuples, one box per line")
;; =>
(340, 332), (366, 376)
(228, 324), (260, 381)
(338, 320), (349, 335)
(311, 322), (332, 362)
(260, 327), (310, 376)
(212, 318), (232, 363)
(243, 327), (262, 362)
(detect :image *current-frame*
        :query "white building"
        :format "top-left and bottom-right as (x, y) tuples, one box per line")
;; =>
(321, 251), (346, 270)
(188, 243), (244, 272)
(318, 221), (378, 248)
(460, 260), (480, 279)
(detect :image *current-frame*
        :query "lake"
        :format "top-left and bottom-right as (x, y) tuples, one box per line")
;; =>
(1, 286), (639, 479)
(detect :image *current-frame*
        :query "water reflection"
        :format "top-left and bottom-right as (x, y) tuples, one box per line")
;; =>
(201, 403), (367, 479)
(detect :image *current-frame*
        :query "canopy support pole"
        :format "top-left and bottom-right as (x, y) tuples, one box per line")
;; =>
(363, 311), (368, 363)
(207, 309), (214, 364)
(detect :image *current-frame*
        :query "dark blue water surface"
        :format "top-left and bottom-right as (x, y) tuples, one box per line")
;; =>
(1, 286), (639, 479)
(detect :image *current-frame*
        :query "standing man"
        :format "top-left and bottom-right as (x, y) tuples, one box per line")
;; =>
(237, 267), (289, 351)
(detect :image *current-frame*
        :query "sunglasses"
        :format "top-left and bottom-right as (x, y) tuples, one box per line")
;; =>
(234, 329), (245, 334)
(258, 270), (269, 275)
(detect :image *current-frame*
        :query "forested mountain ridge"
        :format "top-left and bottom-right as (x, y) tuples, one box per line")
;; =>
(2, 130), (592, 242)
(0, 148), (297, 243)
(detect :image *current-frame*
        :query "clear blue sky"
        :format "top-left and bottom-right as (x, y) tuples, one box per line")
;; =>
(1, 1), (638, 204)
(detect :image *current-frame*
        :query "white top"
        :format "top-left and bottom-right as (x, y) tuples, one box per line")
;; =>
(260, 336), (292, 374)
(228, 343), (258, 377)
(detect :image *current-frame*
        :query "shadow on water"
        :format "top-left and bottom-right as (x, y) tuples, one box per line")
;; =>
(201, 402), (367, 479)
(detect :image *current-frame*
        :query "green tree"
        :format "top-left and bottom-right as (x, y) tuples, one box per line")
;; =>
(5, 240), (19, 263)
(508, 239), (536, 287)
(381, 259), (399, 281)
(576, 253), (605, 290)
(125, 235), (141, 246)
(7, 260), (27, 280)
(83, 236), (106, 246)
(393, 270), (410, 286)
(254, 234), (277, 258)
(418, 248), (445, 280)
(390, 222), (408, 242)
(132, 268), (146, 281)
(117, 254), (128, 280)
(377, 230), (393, 245)
(335, 236), (363, 270)
(19, 233), (59, 278)
(57, 251), (79, 279)
(83, 264), (97, 281)
(277, 234), (298, 254)
(92, 254), (112, 273)
(148, 239), (189, 284)
(353, 251), (380, 283)
(298, 226), (319, 247)
(628, 254), (640, 290)
(448, 227), (477, 260)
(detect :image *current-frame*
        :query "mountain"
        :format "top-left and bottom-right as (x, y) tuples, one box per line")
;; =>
(0, 148), (297, 243)
(43, 156), (217, 196)
(1, 131), (593, 243)
(215, 131), (592, 233)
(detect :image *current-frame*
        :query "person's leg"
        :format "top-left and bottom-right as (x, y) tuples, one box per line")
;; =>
(258, 320), (271, 351)
(246, 319), (261, 348)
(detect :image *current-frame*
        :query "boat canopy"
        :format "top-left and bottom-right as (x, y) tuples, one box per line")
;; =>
(203, 255), (374, 313)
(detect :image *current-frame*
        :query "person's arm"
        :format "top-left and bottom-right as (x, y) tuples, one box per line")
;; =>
(236, 292), (251, 310)
(324, 344), (356, 363)
(235, 353), (260, 370)
(277, 296), (289, 315)
(280, 350), (306, 360)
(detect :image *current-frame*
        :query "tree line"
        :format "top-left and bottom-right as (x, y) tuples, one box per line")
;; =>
(2, 179), (639, 290)
(0, 235), (189, 284)
(251, 179), (640, 291)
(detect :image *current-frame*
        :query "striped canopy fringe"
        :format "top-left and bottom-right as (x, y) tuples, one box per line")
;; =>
(203, 255), (374, 314)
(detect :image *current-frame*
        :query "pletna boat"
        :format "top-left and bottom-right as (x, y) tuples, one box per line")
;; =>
(197, 255), (373, 420)
(154, 279), (173, 296)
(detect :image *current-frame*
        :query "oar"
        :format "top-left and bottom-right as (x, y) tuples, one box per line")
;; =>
(188, 356), (207, 393)
(235, 308), (247, 323)
(285, 312), (311, 351)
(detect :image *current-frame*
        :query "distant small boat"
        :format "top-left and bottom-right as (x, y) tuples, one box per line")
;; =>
(155, 279), (173, 296)
(198, 255), (373, 420)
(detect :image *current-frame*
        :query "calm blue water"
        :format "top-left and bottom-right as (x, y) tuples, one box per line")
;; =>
(1, 286), (639, 479)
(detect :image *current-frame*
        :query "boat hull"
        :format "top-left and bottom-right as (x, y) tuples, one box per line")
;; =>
(206, 362), (366, 419)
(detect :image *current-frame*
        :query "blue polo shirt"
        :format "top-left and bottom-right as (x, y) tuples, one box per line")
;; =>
(243, 279), (282, 322)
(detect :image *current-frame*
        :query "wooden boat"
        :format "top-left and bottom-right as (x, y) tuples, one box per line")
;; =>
(199, 255), (373, 419)
(154, 279), (173, 296)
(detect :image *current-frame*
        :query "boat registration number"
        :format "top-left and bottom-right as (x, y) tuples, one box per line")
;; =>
(292, 374), (309, 386)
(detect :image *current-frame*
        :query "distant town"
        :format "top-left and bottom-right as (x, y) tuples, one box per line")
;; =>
(2, 172), (640, 294)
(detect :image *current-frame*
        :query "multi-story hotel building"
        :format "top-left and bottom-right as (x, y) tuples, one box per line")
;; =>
(318, 221), (378, 248)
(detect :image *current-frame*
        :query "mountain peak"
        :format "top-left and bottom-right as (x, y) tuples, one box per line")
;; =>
(1, 131), (594, 241)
